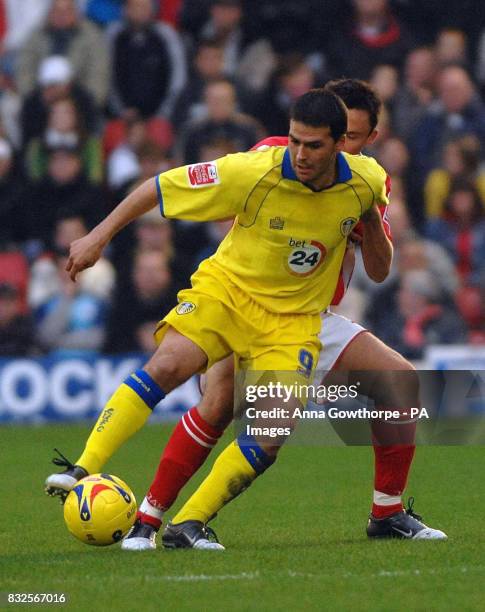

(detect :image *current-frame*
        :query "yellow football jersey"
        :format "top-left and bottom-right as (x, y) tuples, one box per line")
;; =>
(156, 147), (387, 314)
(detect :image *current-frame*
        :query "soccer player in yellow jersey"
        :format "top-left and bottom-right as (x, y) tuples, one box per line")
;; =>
(123, 82), (445, 551)
(45, 89), (388, 534)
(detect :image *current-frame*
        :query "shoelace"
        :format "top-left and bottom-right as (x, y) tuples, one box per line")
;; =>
(51, 448), (75, 470)
(203, 525), (220, 543)
(405, 496), (423, 522)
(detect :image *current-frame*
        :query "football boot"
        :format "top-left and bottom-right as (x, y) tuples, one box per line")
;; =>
(44, 448), (88, 502)
(367, 497), (447, 540)
(162, 520), (225, 550)
(121, 519), (158, 551)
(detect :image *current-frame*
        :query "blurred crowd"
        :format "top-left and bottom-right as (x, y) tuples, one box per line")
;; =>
(0, 0), (484, 361)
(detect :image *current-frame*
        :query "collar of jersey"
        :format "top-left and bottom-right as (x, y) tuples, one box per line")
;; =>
(282, 148), (352, 186)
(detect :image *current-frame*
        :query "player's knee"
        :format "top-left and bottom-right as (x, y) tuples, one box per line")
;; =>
(388, 356), (418, 393)
(387, 350), (416, 373)
(373, 362), (419, 406)
(143, 354), (187, 392)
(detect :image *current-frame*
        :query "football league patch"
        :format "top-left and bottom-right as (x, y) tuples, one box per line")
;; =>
(176, 301), (196, 315)
(187, 162), (220, 188)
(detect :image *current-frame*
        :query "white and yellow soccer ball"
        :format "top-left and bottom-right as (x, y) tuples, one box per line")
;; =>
(63, 474), (137, 546)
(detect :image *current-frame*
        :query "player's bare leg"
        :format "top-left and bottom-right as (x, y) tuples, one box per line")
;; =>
(122, 357), (236, 550)
(45, 327), (208, 501)
(331, 331), (446, 539)
(197, 357), (236, 430)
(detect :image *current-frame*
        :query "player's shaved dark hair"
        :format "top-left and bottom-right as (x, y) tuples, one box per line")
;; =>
(290, 88), (347, 142)
(325, 79), (382, 131)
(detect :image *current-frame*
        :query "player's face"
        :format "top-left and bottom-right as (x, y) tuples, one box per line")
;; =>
(288, 120), (345, 189)
(344, 109), (378, 155)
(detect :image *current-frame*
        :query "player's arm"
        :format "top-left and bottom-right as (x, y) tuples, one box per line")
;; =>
(358, 172), (393, 283)
(67, 178), (158, 281)
(359, 203), (393, 282)
(67, 153), (255, 280)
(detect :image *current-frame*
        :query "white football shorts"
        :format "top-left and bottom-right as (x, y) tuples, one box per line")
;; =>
(316, 310), (367, 372)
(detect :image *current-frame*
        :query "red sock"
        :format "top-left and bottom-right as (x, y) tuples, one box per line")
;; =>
(370, 405), (417, 519)
(372, 444), (416, 518)
(137, 407), (224, 526)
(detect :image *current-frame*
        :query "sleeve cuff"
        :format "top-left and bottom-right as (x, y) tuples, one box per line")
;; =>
(155, 175), (164, 217)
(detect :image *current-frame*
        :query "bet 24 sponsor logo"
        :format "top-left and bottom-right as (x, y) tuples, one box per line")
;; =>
(287, 237), (326, 276)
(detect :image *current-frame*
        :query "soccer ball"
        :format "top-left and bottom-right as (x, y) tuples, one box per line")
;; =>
(63, 474), (137, 546)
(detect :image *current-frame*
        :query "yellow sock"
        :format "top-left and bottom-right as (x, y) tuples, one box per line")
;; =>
(76, 370), (164, 473)
(172, 437), (273, 525)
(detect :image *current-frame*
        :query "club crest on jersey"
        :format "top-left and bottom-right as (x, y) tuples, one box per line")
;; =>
(187, 162), (220, 188)
(270, 216), (285, 230)
(340, 217), (357, 237)
(176, 301), (196, 315)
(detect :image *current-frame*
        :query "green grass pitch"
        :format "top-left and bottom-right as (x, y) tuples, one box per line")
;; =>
(1, 423), (485, 611)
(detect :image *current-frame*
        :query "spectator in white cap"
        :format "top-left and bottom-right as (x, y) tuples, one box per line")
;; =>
(16, 0), (110, 106)
(20, 55), (100, 147)
(37, 55), (74, 87)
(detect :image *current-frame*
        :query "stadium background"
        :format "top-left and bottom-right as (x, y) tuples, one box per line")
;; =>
(1, 2), (485, 610)
(1, 0), (485, 422)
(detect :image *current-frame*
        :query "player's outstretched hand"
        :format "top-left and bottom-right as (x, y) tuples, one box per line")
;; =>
(66, 231), (106, 281)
